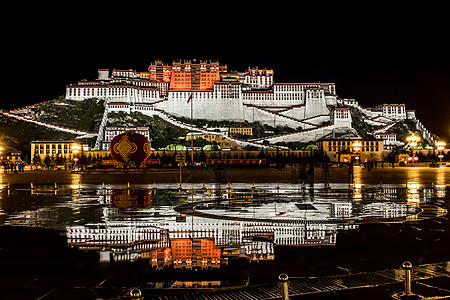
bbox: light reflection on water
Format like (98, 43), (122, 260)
(407, 183), (420, 205)
(407, 167), (421, 185)
(0, 181), (445, 272)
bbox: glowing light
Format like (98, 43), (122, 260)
(406, 134), (420, 166)
(352, 141), (361, 152)
(436, 141), (446, 150)
(406, 134), (420, 148)
(71, 144), (81, 154)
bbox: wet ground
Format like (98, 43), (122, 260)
(1, 165), (449, 185)
(0, 167), (449, 299)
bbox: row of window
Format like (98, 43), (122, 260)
(35, 144), (72, 149)
(328, 141), (380, 146)
(230, 128), (252, 134)
(328, 147), (380, 152)
(335, 111), (350, 118)
(34, 149), (73, 154)
(383, 106), (405, 113)
(275, 85), (312, 92)
(242, 93), (304, 101)
(68, 87), (158, 97)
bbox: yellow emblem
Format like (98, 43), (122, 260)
(143, 141), (151, 157)
(113, 135), (137, 162)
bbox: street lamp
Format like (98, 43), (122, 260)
(406, 134), (420, 167)
(71, 144), (81, 155)
(352, 141), (361, 162)
(352, 141), (361, 151)
(71, 144), (81, 170)
(436, 141), (446, 167)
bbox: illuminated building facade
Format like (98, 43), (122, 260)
(317, 138), (384, 163)
(63, 59), (435, 147)
(0, 151), (22, 165)
(30, 140), (82, 163)
(229, 126), (253, 137)
(169, 60), (223, 91)
(65, 60), (336, 123)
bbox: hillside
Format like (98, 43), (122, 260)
(0, 113), (79, 161)
(106, 111), (188, 149)
(3, 96), (438, 157)
(10, 98), (104, 133)
(1, 98), (104, 161)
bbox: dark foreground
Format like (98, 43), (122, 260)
(2, 213), (450, 299)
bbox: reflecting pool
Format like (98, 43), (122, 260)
(0, 181), (449, 298)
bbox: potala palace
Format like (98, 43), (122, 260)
(64, 59), (436, 149)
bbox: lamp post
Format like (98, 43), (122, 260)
(406, 134), (420, 167)
(71, 144), (81, 170)
(436, 141), (446, 167)
(352, 141), (361, 163)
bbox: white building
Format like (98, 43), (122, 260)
(102, 126), (150, 151)
(63, 61), (434, 146)
(332, 107), (352, 128)
(240, 68), (274, 90)
(375, 133), (401, 149)
(375, 104), (407, 120)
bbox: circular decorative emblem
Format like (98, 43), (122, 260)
(110, 131), (151, 167)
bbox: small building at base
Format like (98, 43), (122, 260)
(30, 141), (82, 164)
(317, 138), (385, 163)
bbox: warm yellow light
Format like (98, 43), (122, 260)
(436, 141), (446, 150)
(71, 144), (81, 154)
(406, 134), (420, 148)
(352, 141), (361, 152)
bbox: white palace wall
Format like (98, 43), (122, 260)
(165, 90), (245, 121)
(304, 89), (329, 119)
(66, 85), (161, 104)
(66, 80), (340, 126)
(242, 105), (315, 129)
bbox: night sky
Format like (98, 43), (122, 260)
(1, 4), (449, 141)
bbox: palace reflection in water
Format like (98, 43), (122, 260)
(60, 184), (429, 269)
(1, 180), (446, 275)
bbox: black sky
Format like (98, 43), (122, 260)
(1, 4), (449, 141)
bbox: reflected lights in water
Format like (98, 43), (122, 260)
(406, 168), (420, 185)
(64, 186), (422, 267)
(406, 168), (421, 205)
(352, 166), (362, 200)
(435, 168), (446, 199)
(406, 183), (420, 205)
(70, 173), (82, 190)
(0, 179), (443, 272)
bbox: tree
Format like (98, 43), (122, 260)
(43, 155), (52, 169)
(193, 137), (209, 148)
(55, 153), (64, 166)
(33, 154), (42, 167)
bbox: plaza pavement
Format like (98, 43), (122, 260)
(0, 166), (449, 186)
